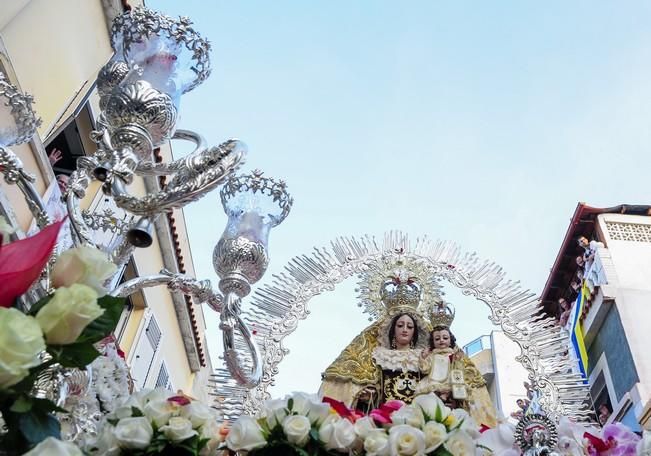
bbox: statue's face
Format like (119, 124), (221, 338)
(432, 329), (451, 349)
(393, 315), (415, 348)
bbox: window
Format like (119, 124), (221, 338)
(591, 371), (612, 422)
(131, 313), (162, 389)
(146, 316), (162, 351)
(589, 354), (616, 425)
(155, 362), (172, 391)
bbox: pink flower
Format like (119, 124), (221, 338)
(369, 400), (405, 426)
(601, 423), (640, 455)
(167, 395), (191, 406)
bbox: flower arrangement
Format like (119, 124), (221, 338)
(86, 388), (225, 456)
(0, 220), (124, 454)
(479, 415), (646, 455)
(222, 392), (483, 456)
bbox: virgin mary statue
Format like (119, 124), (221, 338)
(319, 266), (496, 427)
(319, 274), (430, 411)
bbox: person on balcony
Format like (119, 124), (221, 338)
(577, 236), (607, 288)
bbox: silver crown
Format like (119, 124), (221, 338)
(430, 303), (455, 328)
(380, 274), (422, 311)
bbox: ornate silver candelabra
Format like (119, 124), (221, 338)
(0, 7), (292, 390)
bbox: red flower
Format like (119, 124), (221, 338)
(0, 220), (64, 308)
(583, 432), (609, 452)
(168, 395), (192, 406)
(322, 396), (363, 422)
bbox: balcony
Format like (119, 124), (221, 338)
(463, 335), (494, 382)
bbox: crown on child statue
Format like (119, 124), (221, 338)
(430, 302), (455, 328)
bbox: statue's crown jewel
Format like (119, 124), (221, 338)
(430, 303), (455, 328)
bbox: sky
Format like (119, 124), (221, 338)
(149, 0), (651, 397)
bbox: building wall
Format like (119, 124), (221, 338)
(0, 0), (212, 401)
(586, 305), (638, 402)
(596, 213), (651, 415)
(0, 0), (112, 137)
(490, 331), (530, 418)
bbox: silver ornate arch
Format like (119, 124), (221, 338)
(210, 232), (592, 423)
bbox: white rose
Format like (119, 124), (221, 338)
(288, 392), (313, 415)
(319, 415), (357, 450)
(422, 421), (447, 452)
(444, 429), (476, 456)
(199, 418), (221, 440)
(143, 399), (177, 427)
(477, 421), (516, 454)
(262, 398), (288, 429)
(35, 284), (104, 345)
(52, 245), (117, 295)
(142, 388), (174, 404)
(88, 424), (120, 456)
(111, 405), (134, 420)
(23, 437), (83, 455)
(0, 308), (45, 389)
(388, 424), (426, 455)
(283, 415), (311, 447)
(391, 405), (425, 428)
(199, 420), (223, 456)
(181, 402), (216, 428)
(413, 393), (450, 421)
(354, 416), (377, 439)
(308, 401), (331, 426)
(364, 429), (390, 456)
(287, 392), (330, 424)
(225, 415), (267, 451)
(161, 416), (198, 443)
(448, 408), (480, 438)
(113, 416), (154, 449)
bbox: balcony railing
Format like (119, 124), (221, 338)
(463, 334), (492, 357)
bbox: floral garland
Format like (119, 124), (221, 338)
(219, 392), (651, 456)
(223, 392), (487, 455)
(82, 388), (225, 455)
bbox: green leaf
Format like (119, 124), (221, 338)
(131, 406), (144, 417)
(18, 410), (61, 444)
(434, 405), (442, 423)
(287, 397), (294, 412)
(10, 396), (33, 413)
(435, 447), (454, 456)
(27, 295), (52, 316)
(76, 295), (125, 344)
(48, 342), (101, 368)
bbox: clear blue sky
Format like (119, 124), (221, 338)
(149, 0), (651, 396)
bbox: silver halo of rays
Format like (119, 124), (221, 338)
(209, 230), (592, 423)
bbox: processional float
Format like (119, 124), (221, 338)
(0, 5), (593, 450)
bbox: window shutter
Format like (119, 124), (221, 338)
(155, 362), (172, 391)
(131, 315), (161, 389)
